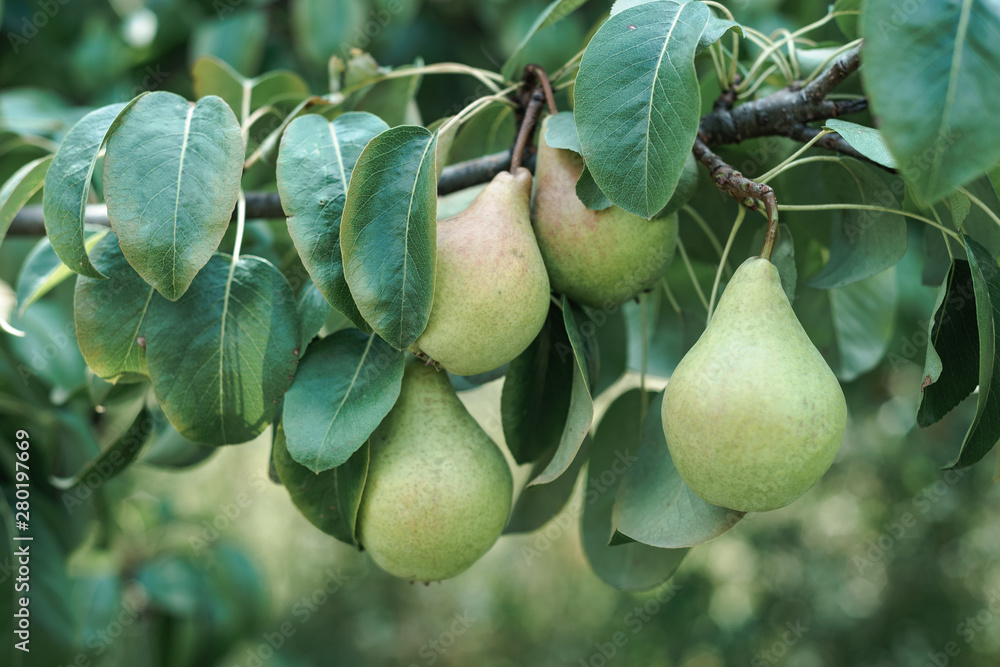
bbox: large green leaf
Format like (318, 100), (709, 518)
(42, 103), (125, 279)
(16, 231), (108, 316)
(145, 254), (299, 444)
(501, 0), (590, 81)
(276, 112), (389, 331)
(929, 237), (1000, 468)
(574, 0), (709, 219)
(581, 389), (688, 591)
(283, 329), (404, 473)
(74, 232), (158, 384)
(0, 154), (50, 240)
(861, 0), (1000, 203)
(610, 0), (742, 52)
(501, 304), (575, 465)
(526, 299), (595, 486)
(917, 259), (979, 428)
(273, 422), (368, 546)
(612, 390), (744, 548)
(340, 126), (437, 350)
(809, 159), (906, 288)
(103, 92), (244, 301)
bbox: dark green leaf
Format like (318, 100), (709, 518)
(283, 329), (404, 473)
(191, 56), (244, 112)
(861, 0), (1000, 203)
(575, 165), (612, 211)
(145, 254), (299, 444)
(16, 230), (108, 316)
(293, 0), (364, 66)
(502, 0), (589, 81)
(103, 92), (244, 300)
(529, 297), (595, 486)
(501, 304), (575, 465)
(354, 60), (424, 128)
(0, 154), (50, 240)
(296, 281), (331, 354)
(190, 10), (268, 77)
(575, 1), (709, 218)
(277, 112), (389, 332)
(588, 305), (628, 396)
(829, 268), (898, 381)
(612, 390), (744, 548)
(51, 407), (151, 490)
(581, 388), (688, 591)
(918, 260), (979, 427)
(505, 436), (589, 534)
(9, 301), (87, 396)
(74, 232), (157, 383)
(42, 103), (125, 279)
(341, 126), (437, 349)
(273, 422), (368, 546)
(809, 159), (906, 288)
(834, 0), (860, 39)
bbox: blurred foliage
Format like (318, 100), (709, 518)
(1, 0), (999, 666)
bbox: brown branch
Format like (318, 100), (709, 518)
(511, 88), (545, 172)
(800, 43), (863, 102)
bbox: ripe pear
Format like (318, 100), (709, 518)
(412, 167), (550, 376)
(531, 117), (679, 308)
(357, 359), (513, 581)
(661, 257), (847, 512)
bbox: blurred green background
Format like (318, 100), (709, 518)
(2, 0), (1000, 666)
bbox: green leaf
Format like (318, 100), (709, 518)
(587, 305), (628, 396)
(828, 268), (898, 382)
(0, 154), (50, 240)
(544, 111), (582, 153)
(528, 297), (595, 486)
(354, 60), (424, 128)
(505, 437), (590, 534)
(502, 0), (590, 81)
(273, 421), (368, 546)
(191, 56), (245, 112)
(296, 281), (331, 354)
(16, 230), (108, 316)
(283, 329), (404, 473)
(50, 406), (151, 490)
(74, 232), (157, 383)
(918, 260), (979, 428)
(140, 404), (216, 468)
(581, 388), (688, 591)
(833, 0), (861, 39)
(10, 300), (87, 397)
(944, 237), (1000, 468)
(575, 1), (710, 218)
(861, 0), (1000, 203)
(145, 254), (299, 444)
(293, 0), (364, 66)
(42, 103), (125, 279)
(823, 119), (898, 170)
(277, 112), (389, 332)
(809, 159), (906, 288)
(610, 0), (741, 53)
(501, 304), (576, 465)
(103, 92), (244, 301)
(947, 190), (972, 230)
(341, 126), (437, 350)
(575, 165), (612, 211)
(612, 390), (743, 547)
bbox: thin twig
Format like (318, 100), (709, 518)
(510, 88), (545, 172)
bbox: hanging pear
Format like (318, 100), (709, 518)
(531, 116), (679, 308)
(411, 167), (550, 376)
(357, 359), (513, 581)
(661, 257), (847, 512)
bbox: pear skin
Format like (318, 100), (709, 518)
(531, 118), (678, 308)
(413, 167), (550, 376)
(357, 360), (513, 581)
(661, 257), (847, 512)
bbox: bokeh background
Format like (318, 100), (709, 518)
(2, 0), (1000, 666)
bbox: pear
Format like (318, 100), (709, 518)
(412, 167), (550, 376)
(357, 359), (513, 581)
(661, 257), (847, 512)
(531, 117), (679, 308)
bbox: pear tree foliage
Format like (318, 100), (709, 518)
(5, 0), (1000, 590)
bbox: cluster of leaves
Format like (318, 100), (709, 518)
(2, 0), (1000, 594)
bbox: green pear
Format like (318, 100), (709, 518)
(661, 257), (847, 512)
(412, 167), (550, 376)
(531, 117), (679, 308)
(357, 359), (513, 581)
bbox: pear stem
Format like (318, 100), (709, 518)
(510, 88), (545, 172)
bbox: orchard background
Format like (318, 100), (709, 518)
(2, 0), (1000, 666)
